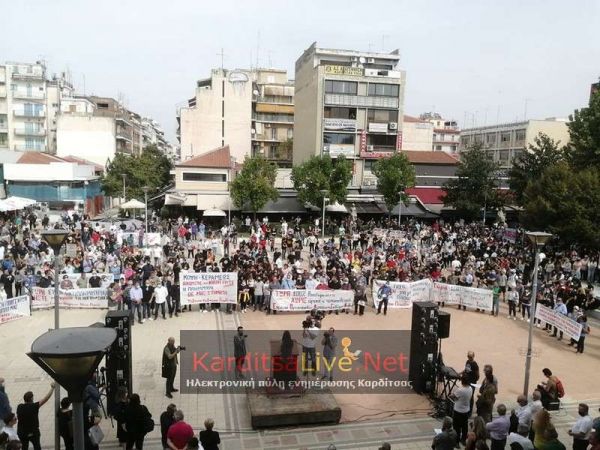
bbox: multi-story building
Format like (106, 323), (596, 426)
(420, 112), (460, 154)
(293, 42), (406, 187)
(178, 68), (253, 163)
(591, 80), (599, 101)
(0, 61), (75, 154)
(459, 118), (570, 169)
(177, 67), (294, 166)
(401, 115), (433, 151)
(251, 69), (294, 167)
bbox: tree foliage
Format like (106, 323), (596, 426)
(372, 153), (416, 214)
(521, 162), (600, 249)
(291, 155), (353, 208)
(508, 133), (564, 205)
(443, 143), (504, 221)
(230, 155), (278, 218)
(102, 145), (172, 199)
(566, 90), (600, 170)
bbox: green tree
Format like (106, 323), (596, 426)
(443, 143), (504, 221)
(291, 155), (353, 208)
(521, 162), (600, 249)
(566, 90), (600, 170)
(508, 133), (564, 205)
(372, 153), (416, 214)
(277, 138), (293, 160)
(101, 145), (172, 199)
(230, 155), (278, 218)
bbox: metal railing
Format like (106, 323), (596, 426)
(14, 127), (46, 136)
(12, 91), (45, 100)
(14, 144), (46, 152)
(13, 110), (45, 118)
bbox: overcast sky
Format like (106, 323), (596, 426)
(3, 0), (599, 143)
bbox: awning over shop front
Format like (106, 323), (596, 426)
(196, 193), (231, 211)
(242, 196), (308, 214)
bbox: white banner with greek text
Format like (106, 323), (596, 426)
(31, 287), (109, 310)
(535, 304), (582, 341)
(270, 289), (354, 311)
(431, 283), (493, 311)
(180, 272), (238, 305)
(372, 279), (432, 309)
(0, 295), (30, 324)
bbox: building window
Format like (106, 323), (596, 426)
(271, 128), (277, 140)
(367, 109), (398, 123)
(324, 107), (357, 119)
(182, 172), (227, 182)
(435, 145), (442, 151)
(367, 83), (399, 97)
(324, 132), (355, 145)
(324, 80), (358, 95)
(367, 134), (395, 149)
(515, 129), (526, 141)
(363, 159), (377, 172)
(500, 132), (511, 142)
(287, 128), (293, 139)
(97, 103), (109, 109)
(486, 133), (496, 144)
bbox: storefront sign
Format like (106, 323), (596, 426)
(324, 65), (364, 77)
(368, 122), (388, 133)
(324, 118), (356, 131)
(324, 144), (355, 157)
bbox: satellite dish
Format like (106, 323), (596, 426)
(253, 90), (259, 96)
(359, 57), (366, 64)
(251, 129), (256, 134)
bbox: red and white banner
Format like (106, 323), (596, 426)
(180, 272), (238, 305)
(372, 279), (432, 309)
(0, 295), (30, 325)
(535, 304), (582, 341)
(431, 283), (493, 311)
(270, 289), (354, 311)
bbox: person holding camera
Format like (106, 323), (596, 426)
(321, 328), (338, 381)
(162, 337), (182, 399)
(302, 318), (320, 376)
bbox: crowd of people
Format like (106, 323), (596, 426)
(443, 352), (600, 450)
(0, 208), (599, 450)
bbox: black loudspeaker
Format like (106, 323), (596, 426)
(104, 310), (132, 415)
(438, 311), (451, 339)
(409, 302), (439, 394)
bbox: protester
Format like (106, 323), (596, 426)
(166, 410), (194, 450)
(486, 404), (510, 450)
(16, 383), (55, 450)
(123, 394), (152, 450)
(568, 404), (593, 450)
(432, 417), (458, 450)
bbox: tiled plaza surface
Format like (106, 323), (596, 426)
(1, 291), (598, 449)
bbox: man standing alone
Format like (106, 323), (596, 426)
(568, 403), (593, 450)
(162, 337), (181, 399)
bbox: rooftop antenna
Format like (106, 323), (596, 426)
(256, 30), (261, 68)
(216, 48), (226, 71)
(381, 34), (390, 51)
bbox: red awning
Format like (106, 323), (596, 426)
(406, 187), (446, 204)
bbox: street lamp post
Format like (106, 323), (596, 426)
(28, 327), (117, 450)
(41, 229), (69, 450)
(523, 231), (552, 396)
(122, 174), (126, 202)
(320, 189), (329, 239)
(142, 186), (150, 234)
(398, 191), (404, 226)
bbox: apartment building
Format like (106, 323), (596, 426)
(459, 118), (569, 168)
(420, 112), (460, 154)
(402, 115), (433, 151)
(177, 67), (294, 166)
(293, 42), (406, 186)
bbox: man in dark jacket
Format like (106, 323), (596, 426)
(159, 403), (176, 449)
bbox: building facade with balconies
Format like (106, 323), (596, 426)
(420, 112), (460, 154)
(251, 69), (294, 167)
(459, 118), (569, 169)
(293, 42), (406, 187)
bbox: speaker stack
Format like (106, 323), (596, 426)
(409, 301), (439, 394)
(104, 310), (133, 414)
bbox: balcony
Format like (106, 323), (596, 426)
(0, 87), (6, 98)
(253, 134), (282, 142)
(0, 123), (7, 133)
(252, 113), (294, 124)
(116, 133), (132, 142)
(253, 95), (293, 105)
(14, 144), (46, 152)
(12, 70), (44, 80)
(14, 127), (46, 136)
(13, 109), (45, 118)
(12, 91), (45, 100)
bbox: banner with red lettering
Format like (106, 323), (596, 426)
(0, 295), (30, 324)
(270, 289), (354, 311)
(180, 272), (238, 305)
(535, 304), (582, 341)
